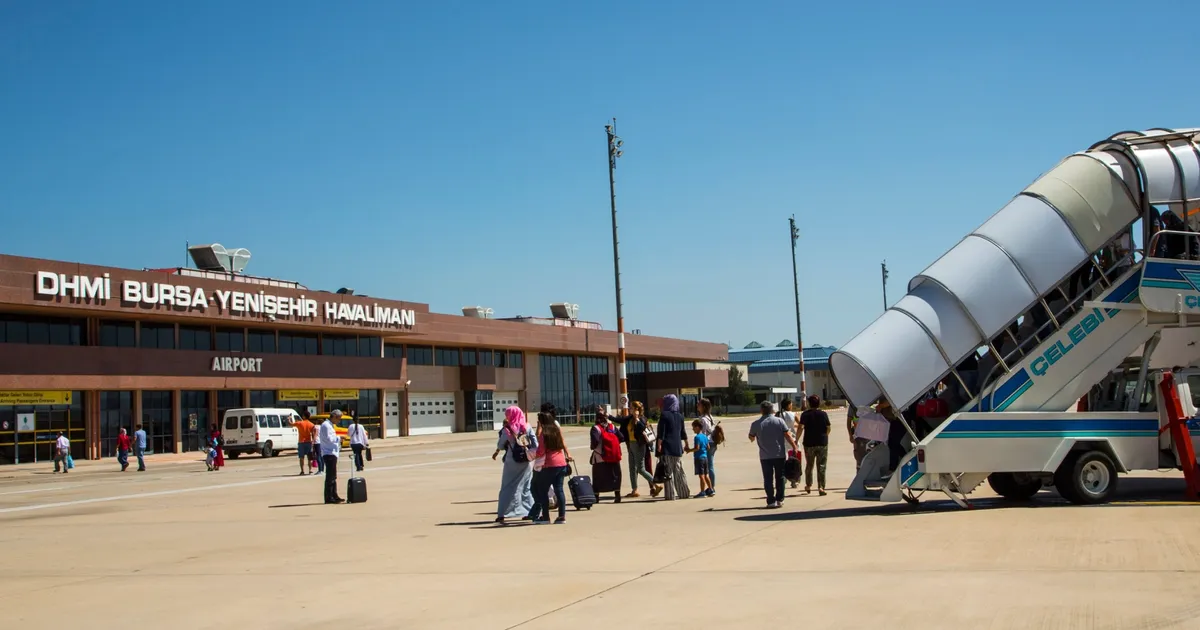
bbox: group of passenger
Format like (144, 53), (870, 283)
(748, 396), (832, 507)
(491, 395), (727, 524)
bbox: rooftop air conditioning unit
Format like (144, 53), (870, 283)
(462, 306), (494, 319)
(550, 303), (579, 320)
(188, 243), (251, 274)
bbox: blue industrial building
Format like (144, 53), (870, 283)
(725, 342), (844, 401)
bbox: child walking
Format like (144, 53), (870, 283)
(689, 420), (714, 498)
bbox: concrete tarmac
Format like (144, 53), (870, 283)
(3, 410), (1200, 629)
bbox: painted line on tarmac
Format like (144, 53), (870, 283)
(0, 455), (491, 515)
(0, 443), (497, 498)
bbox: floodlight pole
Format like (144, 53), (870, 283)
(606, 119), (629, 414)
(789, 216), (806, 403)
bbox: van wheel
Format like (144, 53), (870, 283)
(987, 472), (1042, 500)
(227, 451), (240, 459)
(1054, 450), (1117, 505)
(270, 449), (280, 458)
(262, 441), (274, 458)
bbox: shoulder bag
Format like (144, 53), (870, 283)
(641, 420), (657, 444)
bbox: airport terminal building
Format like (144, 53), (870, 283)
(0, 250), (727, 464)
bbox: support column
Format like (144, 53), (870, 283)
(87, 390), (100, 460)
(133, 390), (142, 439)
(209, 389), (218, 433)
(172, 389), (182, 454)
(401, 388), (410, 437)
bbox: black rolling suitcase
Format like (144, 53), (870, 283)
(567, 462), (597, 510)
(347, 464), (368, 504)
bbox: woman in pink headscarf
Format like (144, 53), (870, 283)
(491, 405), (538, 524)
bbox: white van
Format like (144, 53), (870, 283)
(221, 408), (300, 458)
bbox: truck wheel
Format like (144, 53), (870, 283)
(262, 441), (274, 458)
(227, 451), (240, 459)
(270, 449), (280, 458)
(1054, 450), (1117, 505)
(987, 472), (1042, 500)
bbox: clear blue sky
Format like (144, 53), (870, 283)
(3, 1), (1198, 351)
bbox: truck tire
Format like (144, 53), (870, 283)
(1054, 450), (1117, 505)
(987, 472), (1042, 500)
(227, 451), (240, 459)
(262, 441), (274, 458)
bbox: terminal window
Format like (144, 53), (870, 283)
(407, 345), (433, 366)
(179, 326), (212, 351)
(215, 328), (245, 352)
(139, 323), (176, 350)
(279, 332), (318, 355)
(0, 313), (84, 346)
(435, 347), (459, 366)
(247, 329), (276, 353)
(99, 320), (136, 348)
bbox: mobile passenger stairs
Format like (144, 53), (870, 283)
(832, 128), (1200, 508)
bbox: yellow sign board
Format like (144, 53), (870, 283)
(278, 389), (319, 401)
(681, 388), (701, 396)
(0, 390), (72, 406)
(323, 389), (360, 401)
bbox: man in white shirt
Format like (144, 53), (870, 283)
(318, 410), (344, 504)
(348, 415), (370, 472)
(54, 432), (70, 474)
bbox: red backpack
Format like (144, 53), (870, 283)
(599, 426), (623, 463)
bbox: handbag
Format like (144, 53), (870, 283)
(365, 447), (373, 462)
(642, 425), (657, 444)
(66, 454), (75, 470)
(653, 459), (671, 483)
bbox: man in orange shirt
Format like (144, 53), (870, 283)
(295, 410), (317, 475)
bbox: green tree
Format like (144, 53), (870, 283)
(725, 365), (755, 407)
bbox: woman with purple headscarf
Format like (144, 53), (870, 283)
(655, 394), (692, 500)
(492, 406), (538, 524)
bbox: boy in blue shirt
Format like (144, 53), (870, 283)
(688, 420), (714, 498)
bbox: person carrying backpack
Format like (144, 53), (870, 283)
(590, 406), (624, 503)
(492, 406), (537, 524)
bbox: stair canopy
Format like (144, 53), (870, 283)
(832, 128), (1200, 410)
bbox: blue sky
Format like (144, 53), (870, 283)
(3, 0), (1199, 351)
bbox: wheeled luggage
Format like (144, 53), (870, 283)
(347, 474), (368, 504)
(568, 463), (597, 510)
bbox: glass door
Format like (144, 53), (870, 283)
(180, 391), (210, 452)
(141, 391), (174, 454)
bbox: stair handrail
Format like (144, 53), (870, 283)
(974, 255), (1136, 407)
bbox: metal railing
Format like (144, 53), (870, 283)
(967, 247), (1136, 405)
(1147, 229), (1200, 260)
